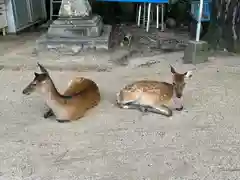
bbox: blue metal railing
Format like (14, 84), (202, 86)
(96, 0), (168, 3)
(190, 0), (211, 22)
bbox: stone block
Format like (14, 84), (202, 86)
(47, 15), (103, 38)
(35, 25), (112, 54)
(183, 40), (209, 64)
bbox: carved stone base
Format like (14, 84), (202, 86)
(183, 40), (209, 64)
(47, 15), (103, 38)
(35, 25), (112, 54)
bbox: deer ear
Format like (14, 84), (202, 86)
(37, 63), (48, 74)
(34, 72), (40, 77)
(170, 65), (176, 74)
(184, 71), (193, 79)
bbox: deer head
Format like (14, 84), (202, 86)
(170, 65), (192, 98)
(22, 63), (52, 95)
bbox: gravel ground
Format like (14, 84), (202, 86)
(0, 56), (240, 180)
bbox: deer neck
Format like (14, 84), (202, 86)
(171, 83), (181, 99)
(172, 89), (177, 98)
(40, 80), (68, 116)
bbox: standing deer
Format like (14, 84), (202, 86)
(116, 65), (193, 117)
(22, 63), (101, 123)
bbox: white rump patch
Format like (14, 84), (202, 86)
(184, 71), (193, 79)
(68, 79), (73, 87)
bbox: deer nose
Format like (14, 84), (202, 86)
(22, 89), (30, 95)
(176, 94), (182, 98)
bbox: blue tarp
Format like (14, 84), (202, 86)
(97, 0), (168, 3)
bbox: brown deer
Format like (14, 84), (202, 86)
(116, 65), (192, 117)
(22, 63), (101, 123)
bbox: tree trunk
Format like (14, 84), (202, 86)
(203, 0), (240, 52)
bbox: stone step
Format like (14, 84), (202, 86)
(35, 25), (112, 53)
(48, 15), (103, 37)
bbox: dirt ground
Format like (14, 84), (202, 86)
(1, 55), (240, 180)
(1, 31), (240, 179)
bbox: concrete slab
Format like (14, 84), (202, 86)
(48, 15), (104, 38)
(0, 27), (190, 71)
(0, 57), (240, 179)
(36, 25), (112, 52)
(0, 47), (135, 71)
(183, 40), (209, 64)
(0, 30), (133, 71)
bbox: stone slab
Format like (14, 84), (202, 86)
(35, 25), (112, 53)
(48, 15), (103, 37)
(183, 40), (209, 64)
(52, 15), (102, 25)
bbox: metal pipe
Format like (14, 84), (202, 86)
(122, 33), (133, 47)
(143, 3), (146, 26)
(50, 0), (53, 21)
(156, 4), (159, 28)
(146, 3), (151, 32)
(161, 4), (164, 32)
(137, 4), (142, 27)
(196, 0), (204, 41)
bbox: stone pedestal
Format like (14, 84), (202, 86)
(35, 13), (112, 54)
(37, 25), (112, 53)
(48, 15), (104, 38)
(183, 40), (209, 64)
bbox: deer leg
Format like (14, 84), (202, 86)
(118, 101), (149, 113)
(117, 99), (139, 109)
(118, 100), (172, 116)
(145, 105), (173, 117)
(43, 108), (55, 118)
(172, 97), (183, 111)
(175, 105), (183, 111)
(56, 119), (71, 123)
(121, 102), (144, 110)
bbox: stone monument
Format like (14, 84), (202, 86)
(58, 0), (92, 17)
(36, 0), (112, 54)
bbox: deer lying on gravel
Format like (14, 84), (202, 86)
(116, 65), (192, 117)
(22, 63), (101, 123)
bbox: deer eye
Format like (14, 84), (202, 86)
(32, 82), (37, 86)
